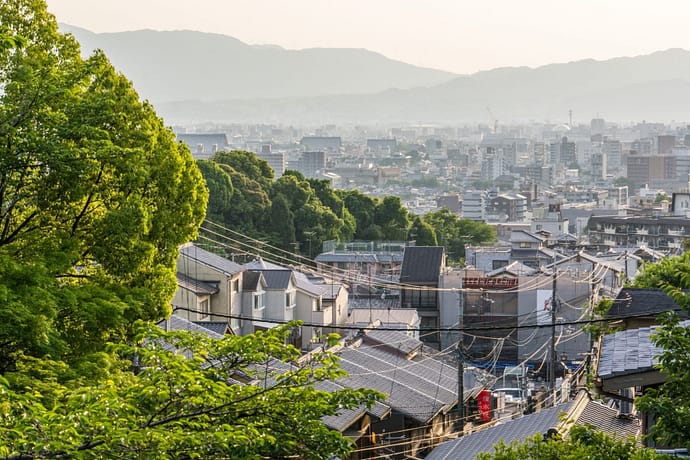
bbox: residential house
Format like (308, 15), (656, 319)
(607, 287), (688, 330)
(174, 243), (245, 334)
(596, 320), (690, 447)
(335, 328), (491, 459)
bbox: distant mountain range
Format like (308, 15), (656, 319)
(61, 24), (690, 125)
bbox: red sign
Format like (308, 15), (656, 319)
(478, 389), (492, 422)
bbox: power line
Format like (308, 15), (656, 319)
(171, 305), (679, 333)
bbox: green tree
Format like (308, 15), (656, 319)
(269, 193), (296, 249)
(0, 322), (383, 459)
(422, 208), (496, 263)
(632, 251), (690, 448)
(339, 190), (377, 239)
(410, 216), (438, 246)
(196, 159), (234, 220)
(477, 425), (665, 460)
(0, 0), (207, 369)
(374, 196), (410, 240)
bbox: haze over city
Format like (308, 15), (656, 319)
(46, 0), (690, 75)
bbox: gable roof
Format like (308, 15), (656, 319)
(191, 321), (231, 336)
(608, 287), (687, 319)
(242, 271), (265, 291)
(179, 244), (244, 276)
(254, 269), (295, 290)
(400, 246), (445, 284)
(486, 260), (540, 277)
(510, 230), (546, 243)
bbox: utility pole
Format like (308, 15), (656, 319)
(456, 284), (465, 435)
(549, 258), (557, 404)
(457, 345), (464, 435)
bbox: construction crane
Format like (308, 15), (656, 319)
(486, 106), (498, 133)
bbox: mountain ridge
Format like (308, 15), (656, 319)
(59, 24), (690, 124)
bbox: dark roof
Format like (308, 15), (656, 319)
(175, 273), (219, 295)
(427, 402), (571, 459)
(156, 315), (225, 340)
(179, 244), (244, 276)
(363, 328), (423, 356)
(192, 321), (230, 336)
(252, 269), (294, 290)
(400, 246), (445, 284)
(242, 271), (265, 291)
(608, 287), (687, 319)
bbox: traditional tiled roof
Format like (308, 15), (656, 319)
(156, 315), (225, 340)
(192, 321), (230, 336)
(363, 328), (423, 356)
(598, 325), (660, 381)
(427, 403), (570, 459)
(608, 287), (687, 319)
(428, 390), (640, 460)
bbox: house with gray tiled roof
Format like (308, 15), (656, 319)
(174, 243), (246, 333)
(335, 328), (492, 459)
(427, 390), (640, 460)
(607, 287), (688, 330)
(596, 320), (690, 448)
(243, 258), (350, 348)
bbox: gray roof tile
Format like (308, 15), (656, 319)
(180, 244), (244, 276)
(427, 403), (570, 460)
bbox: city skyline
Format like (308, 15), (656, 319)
(46, 0), (690, 75)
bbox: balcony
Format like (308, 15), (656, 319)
(635, 228), (648, 235)
(603, 227), (615, 234)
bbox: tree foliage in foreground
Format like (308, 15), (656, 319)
(631, 251), (690, 449)
(0, 0), (207, 371)
(477, 425), (666, 460)
(0, 322), (382, 459)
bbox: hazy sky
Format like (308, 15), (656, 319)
(46, 0), (690, 75)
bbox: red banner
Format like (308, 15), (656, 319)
(478, 389), (492, 422)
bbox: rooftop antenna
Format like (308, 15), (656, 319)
(568, 109), (573, 128)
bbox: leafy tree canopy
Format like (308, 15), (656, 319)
(633, 251), (690, 448)
(477, 425), (666, 460)
(0, 322), (382, 459)
(0, 0), (207, 369)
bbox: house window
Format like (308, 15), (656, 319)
(232, 279), (239, 293)
(492, 260), (508, 270)
(519, 242), (530, 248)
(285, 291), (295, 309)
(313, 298), (323, 312)
(253, 293), (265, 310)
(199, 299), (210, 318)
